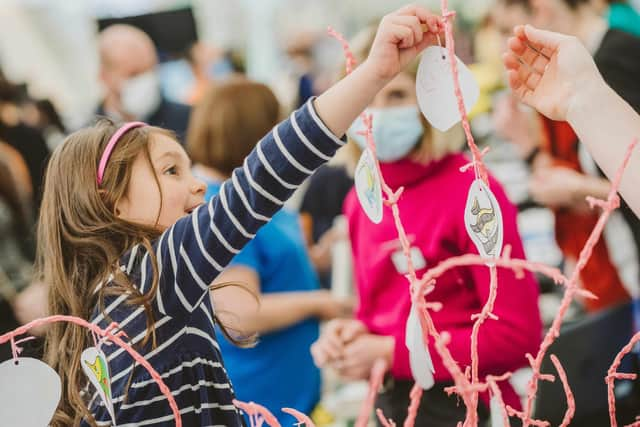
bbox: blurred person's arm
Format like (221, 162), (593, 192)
(504, 25), (640, 216)
(211, 266), (352, 336)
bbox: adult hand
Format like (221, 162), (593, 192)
(332, 333), (394, 380)
(310, 318), (367, 367)
(503, 25), (603, 121)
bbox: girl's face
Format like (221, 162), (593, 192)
(116, 134), (206, 229)
(369, 71), (417, 109)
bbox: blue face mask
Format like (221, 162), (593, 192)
(348, 105), (423, 163)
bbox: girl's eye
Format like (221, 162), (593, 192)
(164, 166), (178, 176)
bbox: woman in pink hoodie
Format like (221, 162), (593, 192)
(311, 27), (542, 426)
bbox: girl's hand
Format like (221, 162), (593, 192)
(332, 333), (394, 380)
(363, 4), (443, 82)
(503, 25), (604, 121)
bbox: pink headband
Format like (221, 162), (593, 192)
(97, 121), (147, 185)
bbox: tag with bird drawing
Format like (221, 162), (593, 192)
(81, 347), (115, 424)
(355, 148), (383, 224)
(464, 179), (503, 262)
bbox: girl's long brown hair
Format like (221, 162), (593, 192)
(39, 119), (255, 426)
(39, 119), (170, 426)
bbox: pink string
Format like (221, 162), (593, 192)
(519, 139), (638, 427)
(377, 408), (397, 427)
(0, 315), (182, 426)
(440, 0), (489, 185)
(9, 335), (37, 362)
(403, 383), (423, 427)
(355, 358), (388, 427)
(233, 400), (282, 427)
(606, 331), (640, 427)
(550, 355), (575, 427)
(281, 407), (316, 427)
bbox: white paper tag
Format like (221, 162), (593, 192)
(416, 46), (480, 132)
(405, 305), (435, 390)
(82, 347), (116, 424)
(391, 247), (427, 274)
(464, 179), (504, 262)
(0, 357), (61, 427)
(354, 148), (383, 224)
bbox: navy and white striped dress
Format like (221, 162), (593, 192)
(86, 99), (344, 426)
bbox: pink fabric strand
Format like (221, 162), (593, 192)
(0, 315), (181, 426)
(355, 358), (388, 427)
(606, 331), (640, 427)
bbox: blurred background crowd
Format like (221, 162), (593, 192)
(1, 0), (639, 425)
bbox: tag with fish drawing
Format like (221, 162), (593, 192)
(81, 346), (116, 424)
(464, 179), (503, 262)
(355, 148), (383, 224)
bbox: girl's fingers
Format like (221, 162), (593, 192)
(389, 22), (415, 49)
(390, 15), (423, 46)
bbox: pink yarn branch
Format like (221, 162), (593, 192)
(606, 331), (640, 427)
(233, 400), (281, 427)
(520, 138), (638, 427)
(355, 358), (389, 427)
(550, 355), (575, 427)
(403, 383), (423, 427)
(486, 373), (513, 427)
(440, 0), (488, 185)
(0, 315), (181, 426)
(281, 407), (316, 427)
(377, 408), (398, 427)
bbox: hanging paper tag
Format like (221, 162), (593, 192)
(81, 347), (116, 424)
(464, 179), (504, 262)
(0, 357), (61, 427)
(391, 247), (427, 274)
(405, 305), (435, 390)
(416, 46), (479, 132)
(354, 148), (383, 224)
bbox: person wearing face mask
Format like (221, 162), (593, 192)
(96, 24), (191, 142)
(310, 26), (541, 426)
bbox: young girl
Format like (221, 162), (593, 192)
(311, 27), (542, 426)
(186, 77), (351, 424)
(37, 6), (444, 426)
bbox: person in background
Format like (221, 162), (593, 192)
(493, 0), (640, 311)
(591, 0), (640, 36)
(97, 24), (191, 141)
(0, 143), (38, 360)
(299, 162), (353, 289)
(311, 26), (541, 426)
(0, 70), (50, 209)
(22, 98), (67, 152)
(187, 77), (352, 424)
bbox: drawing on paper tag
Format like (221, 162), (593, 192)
(355, 148), (383, 224)
(0, 357), (61, 427)
(416, 46), (480, 132)
(464, 179), (504, 261)
(405, 305), (435, 390)
(82, 346), (116, 424)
